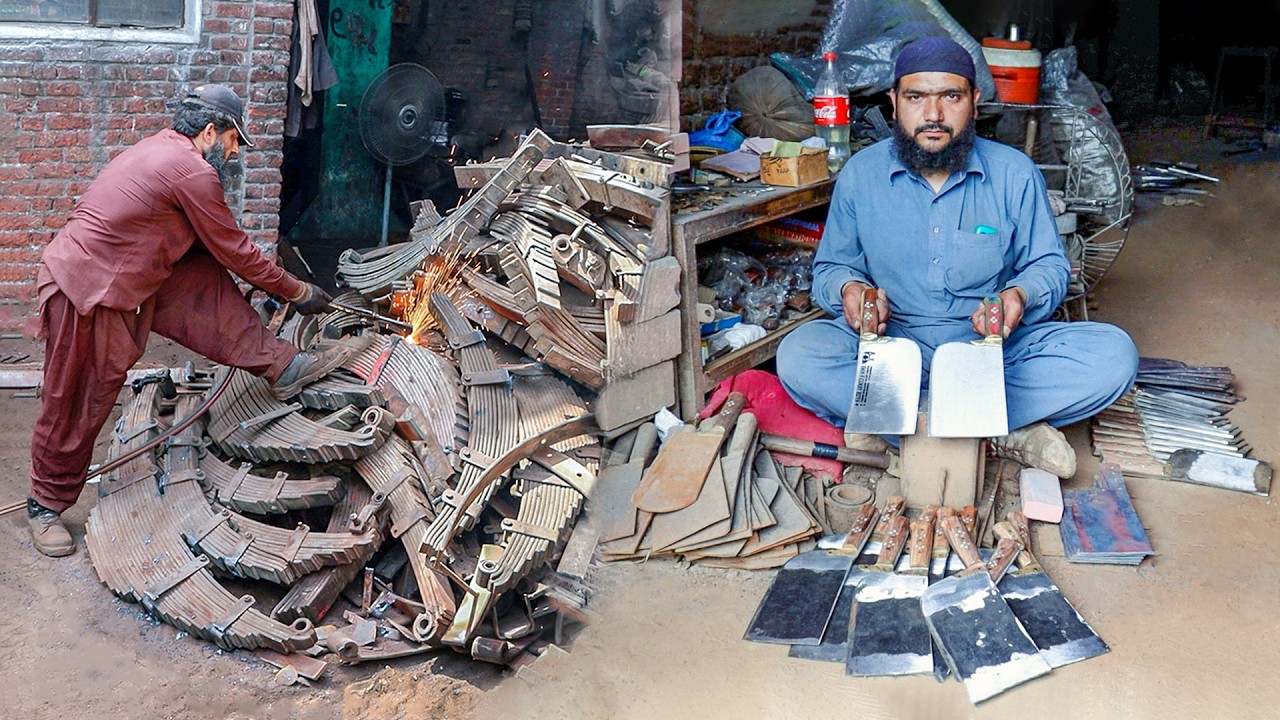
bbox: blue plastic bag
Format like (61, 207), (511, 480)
(689, 110), (747, 152)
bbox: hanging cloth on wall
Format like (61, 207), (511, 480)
(285, 0), (339, 137)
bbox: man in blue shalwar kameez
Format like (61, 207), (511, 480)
(777, 37), (1138, 478)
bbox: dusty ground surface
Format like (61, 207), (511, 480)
(1, 120), (1277, 719)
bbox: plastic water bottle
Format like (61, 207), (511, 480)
(813, 51), (851, 174)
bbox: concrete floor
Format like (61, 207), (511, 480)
(476, 125), (1280, 719)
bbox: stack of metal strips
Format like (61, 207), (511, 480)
(340, 333), (467, 453)
(334, 129), (554, 297)
(1092, 358), (1246, 477)
(421, 292), (521, 553)
(486, 374), (598, 593)
(197, 452), (344, 515)
(205, 367), (395, 464)
(352, 433), (457, 643)
(86, 383), (318, 653)
(161, 394), (381, 585)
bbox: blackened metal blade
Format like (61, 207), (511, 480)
(999, 570), (1109, 668)
(922, 572), (1050, 704)
(844, 572), (932, 676)
(744, 550), (852, 645)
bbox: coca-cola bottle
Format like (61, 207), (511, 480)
(813, 51), (851, 174)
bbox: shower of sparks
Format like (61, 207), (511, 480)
(399, 243), (468, 344)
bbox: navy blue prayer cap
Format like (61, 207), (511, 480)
(893, 37), (975, 85)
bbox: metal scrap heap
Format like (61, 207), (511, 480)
(84, 127), (681, 675)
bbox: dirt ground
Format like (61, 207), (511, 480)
(1, 121), (1277, 719)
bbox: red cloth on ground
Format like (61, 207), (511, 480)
(29, 251), (297, 513)
(698, 369), (845, 480)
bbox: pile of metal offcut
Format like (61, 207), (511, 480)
(1090, 357), (1267, 489)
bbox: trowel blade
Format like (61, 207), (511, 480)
(845, 336), (922, 436)
(927, 341), (1008, 438)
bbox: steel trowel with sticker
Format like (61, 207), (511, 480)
(844, 288), (921, 437)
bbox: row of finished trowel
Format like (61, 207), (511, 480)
(928, 296), (1009, 438)
(743, 499), (887, 646)
(845, 287), (921, 436)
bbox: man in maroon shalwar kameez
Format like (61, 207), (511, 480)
(25, 85), (340, 557)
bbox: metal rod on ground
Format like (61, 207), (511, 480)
(330, 300), (414, 332)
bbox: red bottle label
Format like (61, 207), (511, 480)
(814, 95), (849, 126)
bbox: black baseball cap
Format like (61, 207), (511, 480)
(185, 84), (254, 147)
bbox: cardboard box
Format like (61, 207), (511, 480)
(760, 146), (829, 187)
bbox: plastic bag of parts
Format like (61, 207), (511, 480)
(729, 65), (816, 142)
(741, 285), (787, 329)
(769, 0), (995, 101)
(765, 250), (814, 294)
(700, 250), (766, 311)
(1040, 46), (1129, 225)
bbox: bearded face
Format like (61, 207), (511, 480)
(202, 138), (239, 189)
(892, 114), (977, 177)
(889, 72), (979, 178)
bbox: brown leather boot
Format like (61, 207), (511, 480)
(28, 498), (75, 557)
(992, 423), (1077, 479)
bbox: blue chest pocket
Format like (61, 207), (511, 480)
(943, 229), (1006, 298)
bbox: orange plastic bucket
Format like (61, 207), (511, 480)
(981, 39), (1041, 104)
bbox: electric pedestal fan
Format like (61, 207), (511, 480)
(984, 102), (1134, 320)
(358, 63), (447, 246)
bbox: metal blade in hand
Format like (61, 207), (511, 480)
(928, 341), (1008, 438)
(845, 337), (922, 436)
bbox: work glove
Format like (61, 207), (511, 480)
(292, 283), (334, 315)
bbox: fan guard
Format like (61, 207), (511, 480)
(358, 62), (446, 167)
(985, 102), (1134, 319)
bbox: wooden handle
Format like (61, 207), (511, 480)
(908, 514), (935, 571)
(860, 287), (878, 338)
(840, 503), (880, 554)
(882, 495), (906, 518)
(994, 520), (1040, 573)
(1007, 510), (1033, 554)
(757, 434), (891, 469)
(702, 391), (746, 432)
(985, 536), (1022, 582)
(931, 506), (954, 561)
(941, 515), (984, 574)
(982, 296), (1003, 339)
(873, 514), (910, 571)
(959, 505), (978, 540)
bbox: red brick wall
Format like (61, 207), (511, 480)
(528, 0), (586, 138)
(0, 0), (294, 317)
(680, 0), (829, 132)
